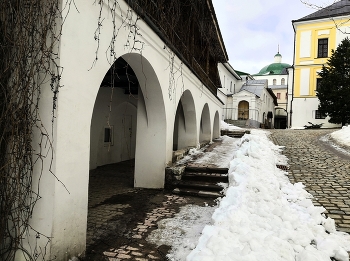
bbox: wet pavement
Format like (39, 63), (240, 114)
(84, 129), (350, 260)
(270, 129), (350, 234)
(84, 159), (218, 261)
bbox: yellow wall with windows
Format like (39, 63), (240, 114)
(293, 17), (350, 98)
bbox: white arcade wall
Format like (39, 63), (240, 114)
(18, 1), (223, 260)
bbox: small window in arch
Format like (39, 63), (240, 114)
(281, 78), (285, 85)
(273, 79), (276, 85)
(104, 126), (114, 146)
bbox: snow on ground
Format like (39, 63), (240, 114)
(147, 205), (217, 261)
(176, 136), (240, 168)
(320, 126), (350, 156)
(221, 121), (243, 131)
(148, 129), (350, 261)
(331, 126), (350, 146)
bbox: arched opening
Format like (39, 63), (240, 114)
(262, 111), (266, 128)
(213, 111), (220, 139)
(273, 79), (276, 85)
(281, 78), (285, 85)
(238, 100), (249, 120)
(199, 103), (211, 143)
(87, 53), (166, 252)
(90, 64), (138, 168)
(173, 90), (197, 150)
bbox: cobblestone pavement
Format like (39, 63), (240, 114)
(84, 159), (218, 261)
(270, 129), (350, 234)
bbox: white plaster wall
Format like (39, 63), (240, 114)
(232, 91), (258, 121)
(336, 25), (350, 47)
(300, 31), (312, 58)
(300, 68), (311, 95)
(291, 97), (340, 128)
(24, 0), (224, 259)
(218, 63), (240, 95)
(90, 88), (137, 169)
(254, 74), (287, 87)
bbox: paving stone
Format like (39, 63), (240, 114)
(131, 251), (143, 256)
(271, 129), (350, 236)
(117, 253), (132, 259)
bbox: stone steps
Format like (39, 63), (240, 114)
(221, 129), (250, 138)
(172, 166), (229, 198)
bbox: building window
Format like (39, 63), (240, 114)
(281, 78), (285, 85)
(315, 110), (326, 119)
(273, 79), (276, 85)
(230, 81), (232, 92)
(316, 78), (322, 91)
(277, 93), (281, 99)
(104, 126), (114, 145)
(318, 38), (328, 58)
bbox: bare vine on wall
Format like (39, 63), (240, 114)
(0, 0), (69, 260)
(91, 0), (146, 153)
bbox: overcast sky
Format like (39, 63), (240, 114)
(212, 0), (336, 74)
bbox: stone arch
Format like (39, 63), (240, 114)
(173, 90), (197, 150)
(238, 100), (249, 120)
(90, 53), (166, 188)
(90, 86), (138, 168)
(121, 53), (167, 188)
(199, 103), (211, 143)
(213, 110), (220, 139)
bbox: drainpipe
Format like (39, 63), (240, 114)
(289, 21), (297, 128)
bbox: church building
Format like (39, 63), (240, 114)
(254, 52), (291, 129)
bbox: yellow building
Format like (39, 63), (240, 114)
(290, 0), (350, 128)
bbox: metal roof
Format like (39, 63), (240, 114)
(294, 0), (350, 22)
(269, 85), (288, 90)
(255, 63), (291, 76)
(239, 80), (267, 97)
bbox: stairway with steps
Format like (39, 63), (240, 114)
(172, 166), (229, 198)
(221, 129), (250, 138)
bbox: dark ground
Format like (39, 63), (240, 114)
(83, 142), (222, 261)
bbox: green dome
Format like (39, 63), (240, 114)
(257, 62), (291, 75)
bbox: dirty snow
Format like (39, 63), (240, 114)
(221, 120), (243, 131)
(176, 137), (240, 168)
(148, 127), (350, 261)
(331, 126), (350, 146)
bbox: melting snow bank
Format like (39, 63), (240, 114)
(221, 120), (243, 130)
(147, 205), (216, 261)
(331, 126), (350, 147)
(187, 130), (350, 261)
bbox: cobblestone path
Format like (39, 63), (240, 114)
(270, 129), (350, 234)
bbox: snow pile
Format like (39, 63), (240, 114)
(331, 126), (350, 146)
(221, 120), (243, 130)
(176, 136), (240, 167)
(147, 205), (216, 261)
(187, 130), (350, 261)
(193, 136), (240, 168)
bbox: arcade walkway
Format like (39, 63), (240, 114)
(85, 160), (216, 260)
